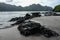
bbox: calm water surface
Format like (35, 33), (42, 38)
(0, 11), (29, 28)
(0, 11), (59, 28)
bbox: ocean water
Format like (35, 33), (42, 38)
(0, 11), (44, 29)
(0, 11), (45, 28)
(0, 11), (29, 28)
(0, 11), (55, 28)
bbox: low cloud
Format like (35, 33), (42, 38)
(0, 0), (60, 8)
(6, 0), (13, 2)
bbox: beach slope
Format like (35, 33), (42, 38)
(0, 16), (60, 40)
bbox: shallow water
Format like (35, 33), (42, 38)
(0, 11), (60, 28)
(0, 11), (45, 28)
(0, 11), (29, 28)
(0, 16), (60, 40)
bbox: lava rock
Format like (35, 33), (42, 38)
(9, 13), (31, 22)
(9, 17), (23, 22)
(11, 17), (25, 26)
(39, 27), (60, 38)
(17, 21), (60, 37)
(17, 21), (41, 36)
(24, 13), (32, 20)
(11, 13), (32, 26)
(9, 13), (41, 26)
(31, 12), (41, 17)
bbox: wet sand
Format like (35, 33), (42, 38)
(0, 16), (60, 40)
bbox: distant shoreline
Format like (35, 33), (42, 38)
(0, 11), (51, 12)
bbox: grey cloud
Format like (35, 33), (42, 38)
(6, 0), (13, 2)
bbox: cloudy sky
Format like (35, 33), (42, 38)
(0, 0), (60, 8)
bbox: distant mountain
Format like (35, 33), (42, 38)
(0, 3), (24, 11)
(24, 4), (53, 11)
(0, 3), (53, 11)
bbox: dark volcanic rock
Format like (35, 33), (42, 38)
(9, 17), (23, 22)
(10, 13), (32, 26)
(17, 21), (41, 36)
(17, 21), (60, 37)
(39, 27), (59, 38)
(31, 12), (41, 17)
(9, 12), (41, 22)
(53, 13), (60, 16)
(9, 12), (41, 26)
(24, 13), (32, 20)
(11, 17), (25, 26)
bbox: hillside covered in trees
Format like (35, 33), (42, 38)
(53, 5), (60, 12)
(0, 3), (53, 11)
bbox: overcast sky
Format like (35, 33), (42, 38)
(0, 0), (60, 8)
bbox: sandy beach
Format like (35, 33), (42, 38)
(0, 16), (60, 40)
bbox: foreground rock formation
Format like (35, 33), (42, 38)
(17, 21), (59, 38)
(8, 13), (60, 38)
(1, 16), (60, 40)
(9, 13), (41, 26)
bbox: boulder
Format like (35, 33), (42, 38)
(17, 21), (60, 38)
(17, 21), (41, 36)
(39, 27), (60, 38)
(9, 17), (23, 22)
(9, 13), (31, 22)
(31, 12), (41, 17)
(11, 13), (32, 26)
(11, 17), (25, 26)
(24, 13), (32, 20)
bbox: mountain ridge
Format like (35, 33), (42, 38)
(0, 3), (53, 11)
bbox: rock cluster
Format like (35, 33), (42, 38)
(9, 13), (59, 38)
(9, 12), (41, 22)
(9, 13), (41, 26)
(9, 17), (23, 22)
(17, 21), (59, 38)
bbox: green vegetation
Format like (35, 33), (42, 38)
(53, 5), (60, 12)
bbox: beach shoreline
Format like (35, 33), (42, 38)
(0, 16), (60, 40)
